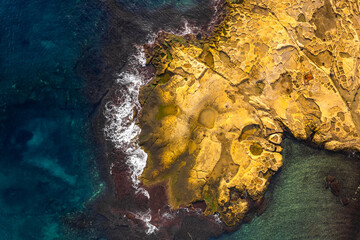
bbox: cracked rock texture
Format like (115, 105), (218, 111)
(138, 0), (360, 226)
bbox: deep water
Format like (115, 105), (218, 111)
(0, 0), (217, 239)
(2, 0), (359, 239)
(114, 0), (199, 11)
(215, 138), (360, 240)
(0, 0), (104, 239)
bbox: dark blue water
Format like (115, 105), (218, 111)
(114, 0), (198, 11)
(3, 0), (358, 239)
(0, 0), (104, 239)
(0, 0), (215, 239)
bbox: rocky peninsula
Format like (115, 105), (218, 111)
(138, 0), (360, 226)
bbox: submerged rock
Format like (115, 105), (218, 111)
(325, 175), (336, 189)
(340, 197), (350, 206)
(330, 179), (341, 196)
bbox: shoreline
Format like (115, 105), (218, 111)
(85, 0), (360, 239)
(134, 0), (360, 236)
(87, 0), (233, 239)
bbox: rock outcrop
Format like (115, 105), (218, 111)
(138, 0), (360, 226)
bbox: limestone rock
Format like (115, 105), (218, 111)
(138, 0), (360, 226)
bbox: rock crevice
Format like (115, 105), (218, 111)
(138, 0), (360, 226)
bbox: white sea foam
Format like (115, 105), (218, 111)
(109, 162), (114, 175)
(134, 209), (158, 235)
(213, 0), (222, 15)
(136, 187), (150, 199)
(162, 212), (175, 220)
(104, 22), (208, 234)
(145, 32), (158, 45)
(213, 213), (222, 224)
(104, 21), (202, 191)
(206, 0), (224, 34)
(103, 47), (150, 189)
(166, 0), (223, 37)
(166, 19), (200, 36)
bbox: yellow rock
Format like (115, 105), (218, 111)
(198, 108), (218, 128)
(138, 0), (360, 226)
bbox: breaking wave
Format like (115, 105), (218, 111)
(103, 2), (222, 232)
(103, 47), (150, 188)
(103, 20), (203, 195)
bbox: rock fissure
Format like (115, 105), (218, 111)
(137, 0), (360, 226)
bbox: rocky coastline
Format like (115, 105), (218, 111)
(67, 0), (360, 239)
(137, 0), (360, 234)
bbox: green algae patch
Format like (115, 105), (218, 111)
(250, 143), (263, 156)
(157, 71), (173, 84)
(166, 51), (173, 60)
(156, 104), (179, 120)
(203, 192), (218, 213)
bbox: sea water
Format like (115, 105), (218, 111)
(0, 0), (215, 239)
(215, 138), (360, 240)
(6, 1), (355, 239)
(0, 0), (103, 239)
(99, 0), (360, 238)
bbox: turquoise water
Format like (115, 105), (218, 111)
(6, 0), (357, 239)
(215, 138), (360, 240)
(0, 0), (103, 239)
(0, 0), (213, 239)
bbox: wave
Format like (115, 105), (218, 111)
(103, 45), (158, 234)
(103, 1), (224, 234)
(103, 47), (150, 189)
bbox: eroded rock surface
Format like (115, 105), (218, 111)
(138, 0), (360, 226)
